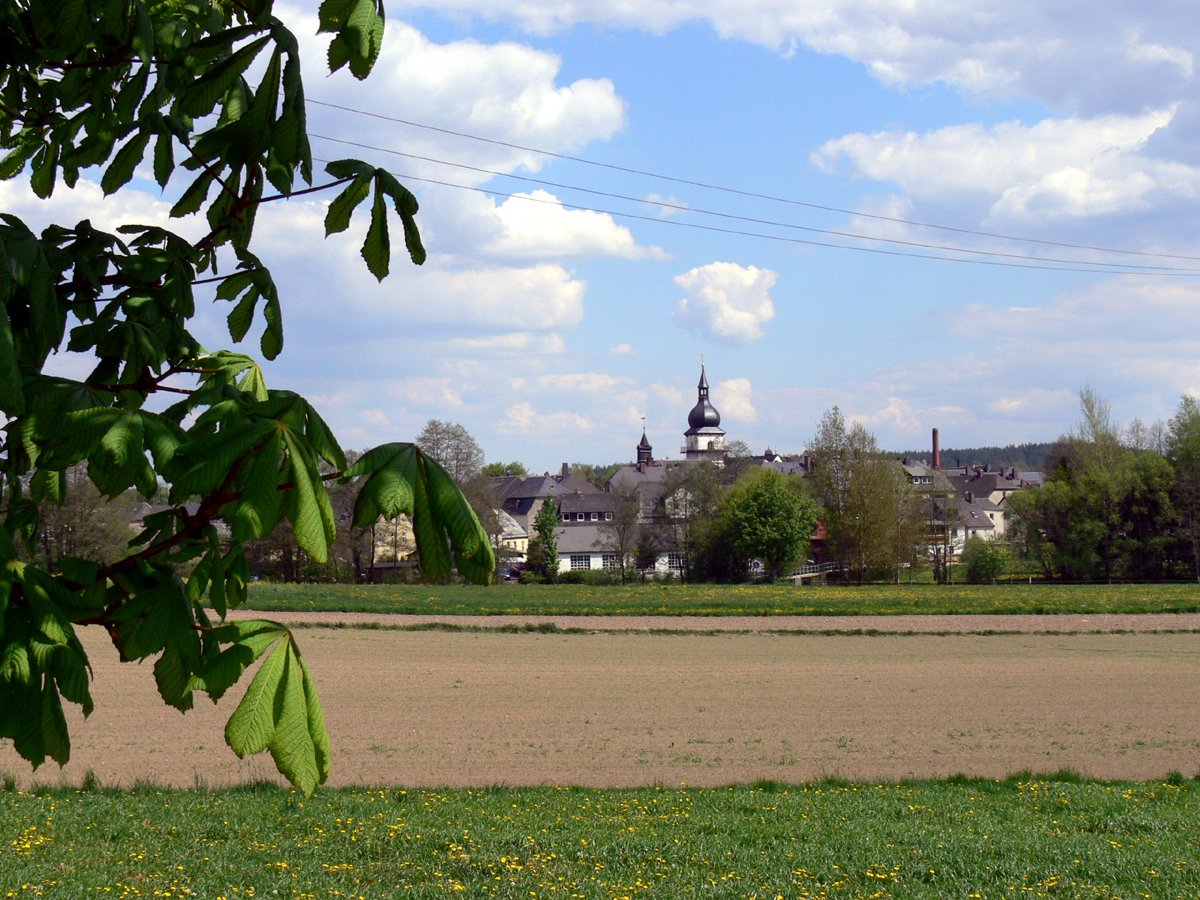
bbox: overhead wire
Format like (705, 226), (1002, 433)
(308, 98), (1200, 265)
(309, 132), (1200, 276)
(308, 153), (1193, 276)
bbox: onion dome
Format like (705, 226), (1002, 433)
(685, 365), (721, 434)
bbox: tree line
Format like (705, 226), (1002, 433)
(1006, 389), (1200, 583)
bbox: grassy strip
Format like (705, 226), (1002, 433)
(282, 620), (1200, 637)
(2, 775), (1197, 898)
(238, 582), (1200, 618)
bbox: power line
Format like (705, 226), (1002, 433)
(306, 153), (1191, 276)
(310, 133), (1200, 276)
(308, 98), (1200, 264)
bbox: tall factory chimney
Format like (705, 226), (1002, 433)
(932, 427), (941, 471)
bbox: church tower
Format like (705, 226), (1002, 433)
(636, 423), (653, 465)
(683, 364), (726, 461)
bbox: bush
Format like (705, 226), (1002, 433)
(558, 569), (624, 586)
(962, 536), (1011, 584)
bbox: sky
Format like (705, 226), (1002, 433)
(8, 0), (1200, 471)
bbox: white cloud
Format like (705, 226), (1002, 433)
(503, 401), (594, 434)
(945, 276), (1200, 343)
(712, 377), (758, 423)
(537, 372), (624, 391)
(0, 175), (187, 237)
(646, 193), (690, 217)
(989, 388), (1076, 416)
(852, 396), (921, 431)
(384, 0), (1198, 114)
(484, 190), (667, 258)
(286, 14), (626, 180)
(610, 343), (639, 356)
(443, 333), (568, 355)
(387, 377), (466, 407)
(672, 262), (777, 344)
(650, 383), (685, 407)
(814, 109), (1200, 223)
(361, 409), (393, 427)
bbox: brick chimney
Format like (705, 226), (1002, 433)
(932, 428), (941, 471)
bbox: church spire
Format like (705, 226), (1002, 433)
(637, 415), (653, 465)
(686, 363), (721, 433)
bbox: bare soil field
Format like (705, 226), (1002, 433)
(3, 614), (1199, 789)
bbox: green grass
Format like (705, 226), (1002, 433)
(238, 581), (1200, 618)
(3, 776), (1198, 898)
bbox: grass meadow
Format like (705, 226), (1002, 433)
(239, 581), (1200, 618)
(3, 776), (1199, 899)
(7, 584), (1196, 897)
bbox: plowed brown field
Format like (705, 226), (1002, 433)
(3, 613), (1199, 789)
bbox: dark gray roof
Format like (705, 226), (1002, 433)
(557, 472), (603, 494)
(558, 493), (615, 514)
(491, 475), (569, 502)
(607, 463), (670, 492)
(556, 524), (608, 554)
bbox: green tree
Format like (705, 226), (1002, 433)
(722, 469), (817, 582)
(807, 407), (911, 582)
(530, 498), (560, 584)
(1007, 389), (1175, 582)
(0, 0), (493, 793)
(960, 535), (1009, 584)
(633, 527), (660, 583)
(483, 461), (528, 477)
(1168, 395), (1200, 582)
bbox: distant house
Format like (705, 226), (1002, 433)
(489, 463), (605, 563)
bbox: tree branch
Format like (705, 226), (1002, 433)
(260, 176), (354, 204)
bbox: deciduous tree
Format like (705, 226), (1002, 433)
(721, 468), (816, 582)
(660, 461), (722, 582)
(529, 498), (560, 584)
(807, 408), (913, 581)
(0, 0), (492, 794)
(596, 483), (640, 583)
(1169, 395), (1200, 582)
(417, 420), (486, 484)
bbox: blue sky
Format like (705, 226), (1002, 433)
(9, 0), (1200, 470)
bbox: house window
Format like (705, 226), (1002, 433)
(667, 552), (686, 571)
(602, 553), (618, 569)
(605, 512), (612, 521)
(576, 512), (585, 521)
(570, 554), (590, 570)
(562, 513), (569, 522)
(590, 512), (599, 521)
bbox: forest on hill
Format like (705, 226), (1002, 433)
(892, 442), (1054, 472)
